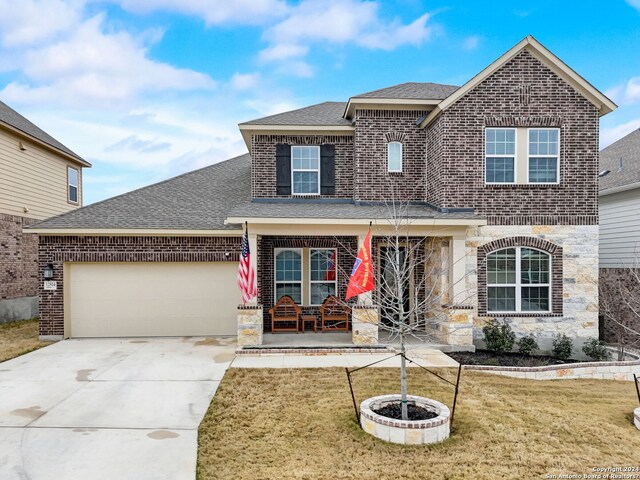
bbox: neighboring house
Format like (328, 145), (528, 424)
(29, 36), (615, 354)
(598, 128), (640, 340)
(0, 101), (89, 323)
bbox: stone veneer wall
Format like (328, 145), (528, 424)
(353, 109), (429, 202)
(466, 225), (599, 353)
(251, 134), (354, 199)
(38, 235), (241, 337)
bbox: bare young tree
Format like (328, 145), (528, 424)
(600, 266), (640, 360)
(336, 182), (472, 420)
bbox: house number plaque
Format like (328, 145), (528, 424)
(43, 281), (57, 291)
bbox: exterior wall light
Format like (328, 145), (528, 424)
(43, 263), (54, 280)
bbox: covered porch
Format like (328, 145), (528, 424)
(230, 212), (485, 349)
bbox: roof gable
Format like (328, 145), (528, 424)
(599, 128), (640, 195)
(419, 35), (616, 128)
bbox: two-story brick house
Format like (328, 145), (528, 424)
(29, 36), (614, 353)
(0, 101), (89, 323)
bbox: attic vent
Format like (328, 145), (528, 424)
(519, 84), (531, 106)
(598, 170), (611, 177)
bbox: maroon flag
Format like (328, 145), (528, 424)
(237, 227), (257, 304)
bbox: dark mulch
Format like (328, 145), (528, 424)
(372, 402), (438, 421)
(448, 350), (581, 367)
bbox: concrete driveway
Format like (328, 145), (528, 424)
(0, 337), (236, 480)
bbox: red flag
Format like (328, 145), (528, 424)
(346, 229), (374, 299)
(237, 227), (257, 304)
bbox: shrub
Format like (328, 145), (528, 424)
(581, 338), (611, 361)
(482, 319), (515, 354)
(552, 334), (573, 361)
(517, 335), (539, 356)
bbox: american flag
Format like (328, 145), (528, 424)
(237, 227), (257, 304)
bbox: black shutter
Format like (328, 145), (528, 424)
(320, 144), (335, 195)
(275, 143), (291, 195)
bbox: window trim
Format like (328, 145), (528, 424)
(486, 246), (552, 314)
(526, 128), (560, 185)
(274, 248), (303, 304)
(309, 248), (337, 306)
(484, 127), (517, 185)
(291, 145), (320, 196)
(67, 166), (79, 205)
(387, 141), (403, 173)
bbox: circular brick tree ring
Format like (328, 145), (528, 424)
(360, 394), (450, 445)
(634, 407), (640, 431)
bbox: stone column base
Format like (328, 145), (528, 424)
(437, 305), (474, 347)
(352, 305), (379, 345)
(237, 305), (263, 346)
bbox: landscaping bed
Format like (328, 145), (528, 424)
(449, 350), (581, 367)
(197, 368), (640, 480)
(0, 319), (52, 363)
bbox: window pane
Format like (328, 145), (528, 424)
(387, 142), (402, 172)
(311, 249), (336, 281)
(486, 157), (515, 183)
(521, 287), (550, 311)
(275, 283), (302, 304)
(69, 185), (78, 203)
(68, 167), (79, 187)
(521, 248), (550, 284)
(487, 248), (516, 284)
(293, 171), (319, 194)
(529, 129), (558, 156)
(486, 129), (515, 157)
(488, 286), (516, 312)
(292, 146), (319, 170)
(311, 283), (336, 305)
(275, 250), (301, 282)
(529, 157), (557, 183)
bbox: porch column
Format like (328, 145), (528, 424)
(237, 232), (263, 346)
(439, 235), (473, 347)
(352, 232), (379, 345)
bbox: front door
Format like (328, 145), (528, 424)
(379, 246), (411, 328)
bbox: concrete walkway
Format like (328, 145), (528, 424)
(0, 337), (236, 480)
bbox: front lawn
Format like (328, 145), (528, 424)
(0, 319), (52, 363)
(198, 368), (640, 480)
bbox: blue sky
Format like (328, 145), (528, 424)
(0, 0), (639, 204)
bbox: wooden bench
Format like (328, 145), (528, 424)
(320, 296), (351, 332)
(269, 295), (301, 333)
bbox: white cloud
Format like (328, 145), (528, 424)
(260, 0), (432, 67)
(0, 14), (214, 107)
(601, 118), (640, 148)
(0, 0), (84, 47)
(107, 0), (288, 25)
(606, 77), (640, 106)
(626, 0), (640, 10)
(230, 73), (261, 91)
(462, 35), (480, 51)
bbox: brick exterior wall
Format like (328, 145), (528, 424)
(354, 109), (429, 202)
(259, 235), (357, 331)
(428, 49), (599, 224)
(38, 235), (241, 337)
(476, 236), (563, 316)
(1, 213), (38, 300)
(251, 134), (354, 198)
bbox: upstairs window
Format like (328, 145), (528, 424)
(485, 128), (516, 183)
(291, 146), (320, 195)
(67, 166), (79, 203)
(487, 247), (551, 313)
(387, 141), (403, 172)
(528, 129), (559, 184)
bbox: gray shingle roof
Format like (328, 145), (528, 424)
(240, 102), (350, 126)
(0, 100), (86, 163)
(31, 154), (251, 230)
(352, 82), (459, 100)
(599, 128), (640, 193)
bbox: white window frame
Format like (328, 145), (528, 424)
(274, 248), (303, 304)
(309, 248), (337, 306)
(387, 141), (403, 173)
(291, 145), (320, 196)
(67, 166), (79, 204)
(486, 246), (552, 314)
(484, 127), (517, 185)
(526, 128), (560, 185)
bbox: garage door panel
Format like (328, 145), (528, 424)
(68, 263), (239, 337)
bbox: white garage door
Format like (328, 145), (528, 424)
(67, 262), (239, 337)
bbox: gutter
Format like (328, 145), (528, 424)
(599, 181), (640, 197)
